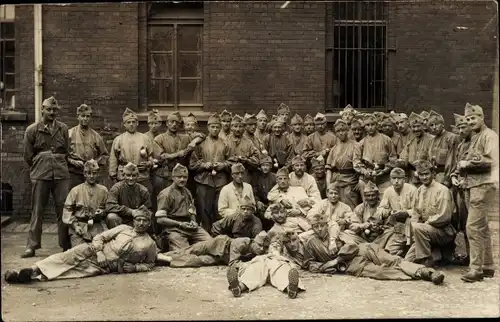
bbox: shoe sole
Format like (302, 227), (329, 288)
(287, 268), (300, 299)
(227, 266), (241, 297)
(20, 252), (35, 259)
(461, 276), (484, 283)
(18, 268), (33, 284)
(431, 273), (445, 285)
(483, 271), (495, 278)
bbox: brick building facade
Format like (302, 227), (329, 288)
(1, 1), (498, 218)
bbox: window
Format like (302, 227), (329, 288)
(1, 5), (15, 110)
(148, 2), (203, 109)
(326, 1), (388, 111)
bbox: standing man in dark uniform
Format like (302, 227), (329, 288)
(22, 96), (71, 257)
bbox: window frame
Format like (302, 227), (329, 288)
(1, 18), (15, 110)
(147, 16), (203, 110)
(326, 1), (389, 112)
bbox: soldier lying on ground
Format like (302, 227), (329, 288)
(226, 230), (307, 299)
(155, 231), (269, 268)
(302, 212), (446, 285)
(4, 206), (156, 284)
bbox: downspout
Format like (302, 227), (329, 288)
(34, 4), (43, 122)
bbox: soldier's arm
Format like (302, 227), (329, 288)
(133, 241), (157, 272)
(108, 137), (119, 179)
(105, 185), (133, 217)
(211, 216), (232, 236)
(92, 224), (129, 251)
(189, 145), (204, 172)
(462, 134), (498, 171)
(94, 132), (110, 165)
(23, 127), (36, 166)
(62, 188), (78, 226)
(425, 189), (453, 227)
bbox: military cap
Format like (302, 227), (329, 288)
(231, 114), (244, 125)
(420, 111), (430, 120)
(122, 108), (138, 123)
(254, 231), (269, 245)
(172, 163), (188, 176)
(399, 113), (408, 120)
(363, 181), (379, 193)
(291, 155), (306, 166)
(290, 113), (304, 125)
(220, 110), (233, 120)
(260, 155), (273, 165)
(311, 156), (326, 169)
(273, 115), (287, 126)
(77, 103), (92, 115)
(303, 114), (314, 125)
(414, 160), (434, 173)
(390, 167), (406, 178)
(307, 212), (328, 225)
(207, 112), (221, 125)
(184, 112), (197, 124)
(147, 109), (162, 123)
(428, 110), (444, 123)
(167, 111), (182, 122)
(83, 159), (99, 172)
(464, 103), (484, 117)
(132, 205), (152, 221)
(42, 96), (59, 109)
(453, 113), (467, 126)
(243, 113), (257, 125)
(277, 102), (290, 114)
(231, 162), (246, 174)
(123, 162), (139, 174)
(314, 112), (327, 123)
(334, 118), (349, 128)
(408, 112), (425, 125)
(327, 181), (341, 192)
(276, 166), (289, 177)
(239, 195), (256, 210)
(380, 115), (396, 126)
(256, 109), (268, 121)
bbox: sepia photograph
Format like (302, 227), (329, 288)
(0, 0), (499, 320)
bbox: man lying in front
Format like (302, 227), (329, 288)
(4, 206), (156, 284)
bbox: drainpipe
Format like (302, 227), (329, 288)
(34, 4), (43, 122)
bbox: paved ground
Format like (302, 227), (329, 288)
(1, 228), (499, 320)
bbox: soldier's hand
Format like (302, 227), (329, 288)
(137, 161), (149, 171)
(96, 252), (108, 268)
(287, 209), (302, 217)
(74, 160), (85, 168)
(122, 262), (136, 273)
(74, 225), (85, 236)
(457, 160), (469, 170)
(214, 162), (226, 171)
(337, 218), (348, 227)
(349, 223), (361, 233)
(296, 199), (310, 208)
(281, 199), (293, 209)
(202, 162), (213, 170)
(451, 177), (460, 186)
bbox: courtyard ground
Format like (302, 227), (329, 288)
(1, 225), (499, 320)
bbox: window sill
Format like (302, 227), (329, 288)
(137, 108), (213, 122)
(0, 110), (27, 122)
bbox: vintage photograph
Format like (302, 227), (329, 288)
(1, 0), (499, 320)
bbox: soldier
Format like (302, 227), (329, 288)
(212, 196), (262, 239)
(303, 213), (446, 285)
(22, 96), (71, 257)
(244, 113), (266, 156)
(144, 109), (163, 141)
(255, 109), (269, 146)
(189, 113), (230, 233)
(67, 103), (108, 189)
(183, 112), (205, 140)
(339, 104), (356, 126)
(302, 113), (337, 164)
(459, 103), (498, 282)
(398, 112), (434, 186)
(374, 167), (417, 256)
(143, 109), (163, 212)
(448, 113), (472, 264)
(420, 110), (430, 132)
(218, 163), (257, 218)
(5, 206), (156, 284)
(109, 108), (155, 194)
(226, 230), (305, 299)
(62, 160), (108, 247)
(326, 118), (362, 209)
(226, 114), (260, 183)
(219, 109), (232, 141)
(310, 157), (327, 200)
(355, 114), (396, 197)
(277, 102), (291, 130)
(394, 113), (412, 148)
(251, 155), (277, 229)
(155, 164), (212, 251)
(350, 116), (365, 143)
(289, 155), (322, 202)
(341, 181), (383, 245)
(105, 162), (151, 228)
(265, 116), (294, 171)
(427, 110), (460, 187)
(401, 160), (456, 267)
(303, 114), (315, 136)
(156, 231), (269, 268)
(379, 115), (404, 157)
(154, 111), (197, 193)
(287, 114), (308, 157)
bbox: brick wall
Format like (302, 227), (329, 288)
(204, 1), (326, 116)
(387, 0), (498, 127)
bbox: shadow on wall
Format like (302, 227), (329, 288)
(0, 182), (13, 215)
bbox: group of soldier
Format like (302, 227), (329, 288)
(3, 96), (498, 298)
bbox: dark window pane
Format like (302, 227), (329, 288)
(5, 40), (14, 55)
(361, 26), (385, 49)
(150, 54), (173, 78)
(334, 26), (356, 49)
(361, 1), (387, 21)
(179, 79), (202, 104)
(4, 56), (14, 73)
(179, 53), (202, 77)
(178, 25), (202, 51)
(334, 1), (357, 20)
(326, 49), (333, 111)
(149, 79), (174, 104)
(1, 23), (15, 39)
(149, 25), (173, 52)
(4, 91), (15, 108)
(5, 74), (15, 89)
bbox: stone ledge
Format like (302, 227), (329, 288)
(0, 110), (28, 122)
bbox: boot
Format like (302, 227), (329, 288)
(461, 270), (484, 283)
(430, 271), (445, 285)
(20, 248), (35, 258)
(227, 266), (241, 298)
(4, 270), (19, 284)
(482, 269), (495, 278)
(287, 268), (300, 299)
(17, 268), (34, 284)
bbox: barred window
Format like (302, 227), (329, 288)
(148, 2), (203, 109)
(1, 5), (15, 110)
(326, 1), (388, 111)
